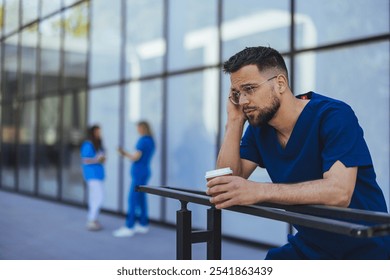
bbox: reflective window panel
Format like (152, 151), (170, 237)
(0, 43), (1, 101)
(20, 24), (38, 97)
(168, 0), (218, 71)
(295, 0), (390, 49)
(0, 0), (3, 37)
(166, 69), (219, 228)
(125, 0), (165, 79)
(63, 2), (88, 89)
(2, 34), (18, 103)
(39, 14), (61, 93)
(41, 0), (61, 18)
(17, 101), (37, 193)
(63, 0), (80, 8)
(88, 86), (120, 211)
(38, 97), (60, 197)
(89, 0), (121, 85)
(61, 90), (86, 203)
(0, 103), (17, 190)
(222, 0), (290, 61)
(295, 42), (390, 208)
(4, 0), (19, 35)
(122, 79), (163, 220)
(22, 0), (39, 26)
(0, 105), (1, 182)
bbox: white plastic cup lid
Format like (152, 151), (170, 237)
(205, 167), (233, 179)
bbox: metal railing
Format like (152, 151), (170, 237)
(137, 185), (390, 260)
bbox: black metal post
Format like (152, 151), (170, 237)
(207, 206), (221, 260)
(176, 200), (192, 260)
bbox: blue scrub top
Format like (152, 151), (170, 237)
(80, 141), (105, 181)
(240, 92), (390, 259)
(131, 135), (155, 178)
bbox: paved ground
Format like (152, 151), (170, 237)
(0, 190), (268, 260)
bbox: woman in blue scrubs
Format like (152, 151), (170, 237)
(81, 125), (106, 231)
(113, 121), (155, 237)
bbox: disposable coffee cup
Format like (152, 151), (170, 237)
(205, 167), (233, 198)
(205, 167), (233, 181)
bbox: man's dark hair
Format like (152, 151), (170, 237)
(223, 46), (288, 78)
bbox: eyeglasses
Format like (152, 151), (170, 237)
(229, 75), (277, 105)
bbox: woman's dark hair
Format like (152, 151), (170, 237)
(223, 46), (288, 79)
(87, 125), (103, 151)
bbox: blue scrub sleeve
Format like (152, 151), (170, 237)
(136, 137), (147, 152)
(81, 142), (95, 158)
(320, 104), (372, 172)
(240, 126), (264, 167)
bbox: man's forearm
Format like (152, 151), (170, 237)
(216, 120), (245, 176)
(208, 176), (351, 209)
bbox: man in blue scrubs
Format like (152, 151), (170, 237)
(206, 46), (390, 259)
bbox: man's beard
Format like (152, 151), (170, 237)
(244, 95), (280, 127)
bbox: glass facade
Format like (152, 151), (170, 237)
(17, 100), (36, 193)
(89, 0), (121, 85)
(0, 0), (389, 246)
(168, 0), (218, 71)
(125, 0), (165, 79)
(60, 90), (86, 203)
(222, 0), (290, 58)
